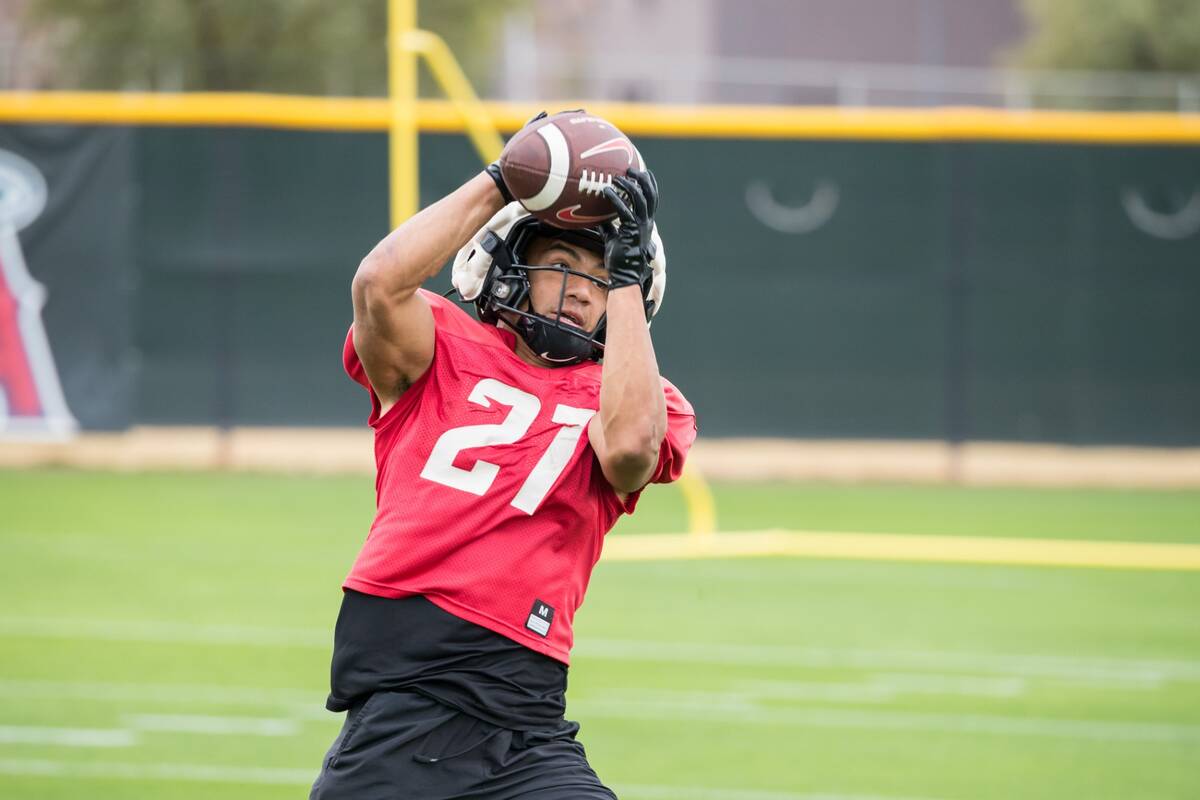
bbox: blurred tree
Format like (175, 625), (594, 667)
(1014, 0), (1200, 73)
(21, 0), (525, 95)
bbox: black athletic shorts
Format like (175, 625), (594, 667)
(309, 689), (617, 800)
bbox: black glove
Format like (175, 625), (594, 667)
(484, 161), (513, 203)
(485, 110), (556, 204)
(601, 168), (659, 291)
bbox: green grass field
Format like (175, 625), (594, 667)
(1, 469), (1198, 799)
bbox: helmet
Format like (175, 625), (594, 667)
(452, 203), (667, 365)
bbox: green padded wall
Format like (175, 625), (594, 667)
(3, 123), (1197, 443)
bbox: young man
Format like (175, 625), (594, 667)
(309, 143), (695, 799)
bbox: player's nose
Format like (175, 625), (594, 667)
(564, 277), (594, 305)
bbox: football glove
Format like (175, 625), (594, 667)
(484, 161), (514, 204)
(602, 168), (659, 292)
(485, 110), (563, 204)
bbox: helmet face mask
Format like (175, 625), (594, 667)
(454, 205), (664, 367)
(476, 217), (613, 365)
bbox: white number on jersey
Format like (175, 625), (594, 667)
(419, 379), (540, 496)
(419, 378), (597, 514)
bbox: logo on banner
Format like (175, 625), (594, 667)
(0, 148), (76, 436)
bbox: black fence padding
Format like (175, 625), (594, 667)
(1, 123), (1197, 444)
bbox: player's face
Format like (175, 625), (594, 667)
(523, 237), (609, 333)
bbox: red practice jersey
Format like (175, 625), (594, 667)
(342, 290), (696, 663)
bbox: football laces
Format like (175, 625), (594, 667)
(578, 170), (615, 197)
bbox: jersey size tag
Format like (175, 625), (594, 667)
(525, 599), (555, 637)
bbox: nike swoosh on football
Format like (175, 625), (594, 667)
(556, 205), (612, 224)
(579, 137), (635, 165)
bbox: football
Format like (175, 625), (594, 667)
(499, 110), (644, 229)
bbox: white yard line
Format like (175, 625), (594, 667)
(727, 673), (1028, 702)
(0, 617), (329, 647)
(0, 758), (315, 785)
(0, 678), (1188, 746)
(0, 725), (135, 748)
(570, 700), (1200, 743)
(589, 672), (1029, 709)
(0, 757), (943, 799)
(0, 678), (318, 707)
(2, 616), (1197, 683)
(618, 786), (945, 800)
(576, 639), (1200, 684)
(0, 675), (1036, 713)
(122, 713), (299, 737)
(844, 672), (1028, 697)
(0, 714), (299, 748)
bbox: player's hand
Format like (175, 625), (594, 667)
(484, 160), (514, 204)
(489, 110), (596, 206)
(602, 168), (659, 292)
(486, 110), (558, 204)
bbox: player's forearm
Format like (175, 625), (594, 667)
(354, 173), (504, 300)
(597, 286), (667, 485)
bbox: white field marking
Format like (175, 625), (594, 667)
(862, 673), (1028, 696)
(584, 674), (1030, 718)
(575, 639), (1200, 684)
(0, 758), (945, 800)
(0, 616), (330, 647)
(595, 673), (1028, 709)
(585, 687), (886, 709)
(602, 529), (1200, 571)
(0, 678), (1018, 726)
(0, 678), (320, 707)
(1, 678), (1191, 745)
(121, 713), (299, 737)
(569, 699), (1200, 743)
(618, 787), (946, 800)
(0, 758), (315, 785)
(2, 617), (1197, 684)
(0, 679), (333, 723)
(0, 725), (135, 748)
(682, 674), (1027, 705)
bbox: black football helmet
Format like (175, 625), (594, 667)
(471, 215), (655, 365)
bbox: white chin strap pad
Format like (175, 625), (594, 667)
(647, 222), (667, 316)
(452, 202), (528, 301)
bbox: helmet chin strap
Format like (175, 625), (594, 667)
(516, 314), (595, 365)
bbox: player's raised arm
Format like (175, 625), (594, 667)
(351, 172), (506, 412)
(590, 169), (669, 493)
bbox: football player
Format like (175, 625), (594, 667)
(309, 120), (695, 799)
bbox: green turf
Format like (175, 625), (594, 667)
(1, 468), (1198, 799)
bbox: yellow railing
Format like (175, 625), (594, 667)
(3, 93), (1199, 143)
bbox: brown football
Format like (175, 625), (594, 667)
(499, 110), (644, 229)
